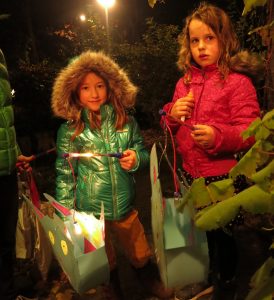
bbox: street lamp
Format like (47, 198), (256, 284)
(97, 0), (116, 53)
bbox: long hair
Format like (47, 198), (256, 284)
(71, 70), (128, 140)
(177, 2), (240, 81)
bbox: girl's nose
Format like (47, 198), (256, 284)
(90, 87), (99, 97)
(198, 40), (205, 49)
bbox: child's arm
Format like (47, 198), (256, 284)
(55, 123), (78, 209)
(199, 76), (260, 155)
(119, 118), (149, 172)
(161, 79), (194, 132)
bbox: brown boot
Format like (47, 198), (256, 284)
(134, 261), (174, 299)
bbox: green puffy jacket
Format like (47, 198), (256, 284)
(0, 49), (19, 176)
(55, 105), (149, 220)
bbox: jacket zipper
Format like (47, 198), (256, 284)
(193, 70), (206, 178)
(102, 107), (118, 218)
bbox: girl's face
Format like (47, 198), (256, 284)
(78, 72), (107, 114)
(189, 19), (220, 68)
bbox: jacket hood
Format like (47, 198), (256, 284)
(51, 51), (137, 120)
(230, 51), (264, 85)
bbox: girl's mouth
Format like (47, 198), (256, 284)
(199, 54), (208, 59)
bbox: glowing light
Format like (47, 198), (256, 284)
(67, 153), (95, 158)
(63, 152), (125, 159)
(73, 211), (104, 249)
(79, 14), (86, 22)
(97, 0), (115, 9)
(74, 222), (82, 235)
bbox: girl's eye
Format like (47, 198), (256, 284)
(191, 38), (198, 44)
(206, 35), (215, 41)
(97, 84), (105, 89)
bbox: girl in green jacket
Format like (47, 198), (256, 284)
(51, 51), (173, 299)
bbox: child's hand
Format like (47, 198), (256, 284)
(191, 125), (215, 149)
(119, 149), (137, 171)
(17, 154), (35, 173)
(170, 90), (194, 120)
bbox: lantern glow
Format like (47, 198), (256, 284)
(73, 211), (104, 249)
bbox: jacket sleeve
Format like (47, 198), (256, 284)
(55, 123), (78, 209)
(128, 117), (149, 172)
(207, 76), (260, 155)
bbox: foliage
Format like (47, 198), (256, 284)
(10, 17), (180, 132)
(226, 0), (267, 53)
(113, 18), (180, 129)
(177, 110), (274, 300)
(10, 58), (61, 154)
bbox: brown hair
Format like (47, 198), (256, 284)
(71, 71), (128, 140)
(177, 2), (240, 82)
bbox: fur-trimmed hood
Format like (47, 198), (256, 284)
(230, 50), (264, 85)
(51, 51), (137, 120)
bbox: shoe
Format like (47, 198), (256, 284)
(134, 261), (174, 299)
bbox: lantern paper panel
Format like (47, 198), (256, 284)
(23, 193), (109, 294)
(150, 143), (209, 288)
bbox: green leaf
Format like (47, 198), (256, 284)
(242, 0), (267, 16)
(252, 160), (274, 192)
(178, 178), (234, 212)
(230, 142), (261, 179)
(207, 179), (235, 203)
(187, 178), (212, 208)
(195, 185), (274, 230)
(242, 118), (261, 140)
(242, 110), (274, 140)
(246, 255), (274, 300)
(148, 0), (158, 8)
(262, 110), (274, 128)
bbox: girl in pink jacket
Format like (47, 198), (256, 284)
(161, 3), (262, 300)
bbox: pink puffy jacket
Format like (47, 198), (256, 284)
(162, 64), (260, 178)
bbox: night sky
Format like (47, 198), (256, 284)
(0, 0), (236, 65)
(0, 0), (233, 32)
